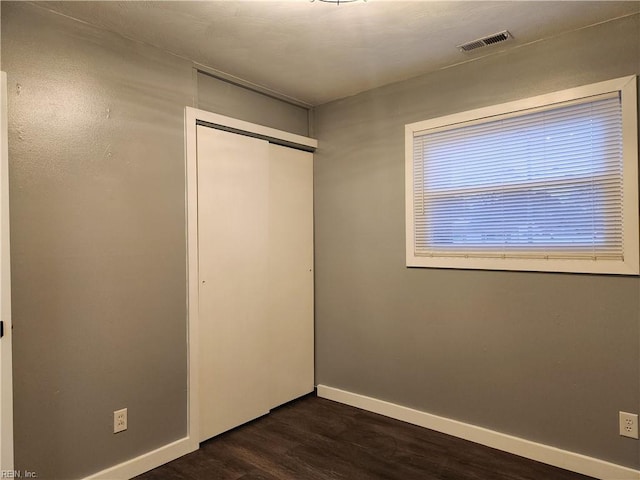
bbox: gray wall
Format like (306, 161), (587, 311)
(314, 13), (640, 469)
(2, 3), (191, 478)
(1, 3), (309, 479)
(197, 71), (310, 136)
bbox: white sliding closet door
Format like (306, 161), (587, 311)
(268, 144), (314, 409)
(197, 126), (271, 441)
(196, 122), (315, 443)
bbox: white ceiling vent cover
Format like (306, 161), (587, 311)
(458, 30), (512, 52)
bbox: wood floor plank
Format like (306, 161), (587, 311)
(135, 394), (596, 480)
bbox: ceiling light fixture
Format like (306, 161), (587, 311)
(311, 0), (366, 4)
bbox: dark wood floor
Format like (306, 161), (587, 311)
(135, 394), (595, 480)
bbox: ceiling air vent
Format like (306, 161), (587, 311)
(457, 30), (512, 52)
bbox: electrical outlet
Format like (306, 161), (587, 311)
(619, 411), (638, 439)
(114, 408), (127, 434)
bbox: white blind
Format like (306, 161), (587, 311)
(413, 94), (624, 261)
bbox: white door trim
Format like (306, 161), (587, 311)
(183, 107), (316, 451)
(0, 71), (14, 472)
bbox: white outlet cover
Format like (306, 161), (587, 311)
(619, 411), (638, 439)
(114, 408), (128, 434)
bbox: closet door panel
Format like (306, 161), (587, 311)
(197, 126), (270, 441)
(268, 144), (314, 408)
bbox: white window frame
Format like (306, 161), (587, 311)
(405, 75), (638, 275)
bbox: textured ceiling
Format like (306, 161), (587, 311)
(35, 1), (640, 106)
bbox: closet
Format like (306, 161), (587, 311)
(193, 118), (315, 442)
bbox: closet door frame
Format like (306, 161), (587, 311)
(184, 107), (317, 450)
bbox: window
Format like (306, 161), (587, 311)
(405, 76), (638, 275)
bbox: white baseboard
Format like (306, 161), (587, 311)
(317, 385), (640, 480)
(83, 436), (198, 480)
